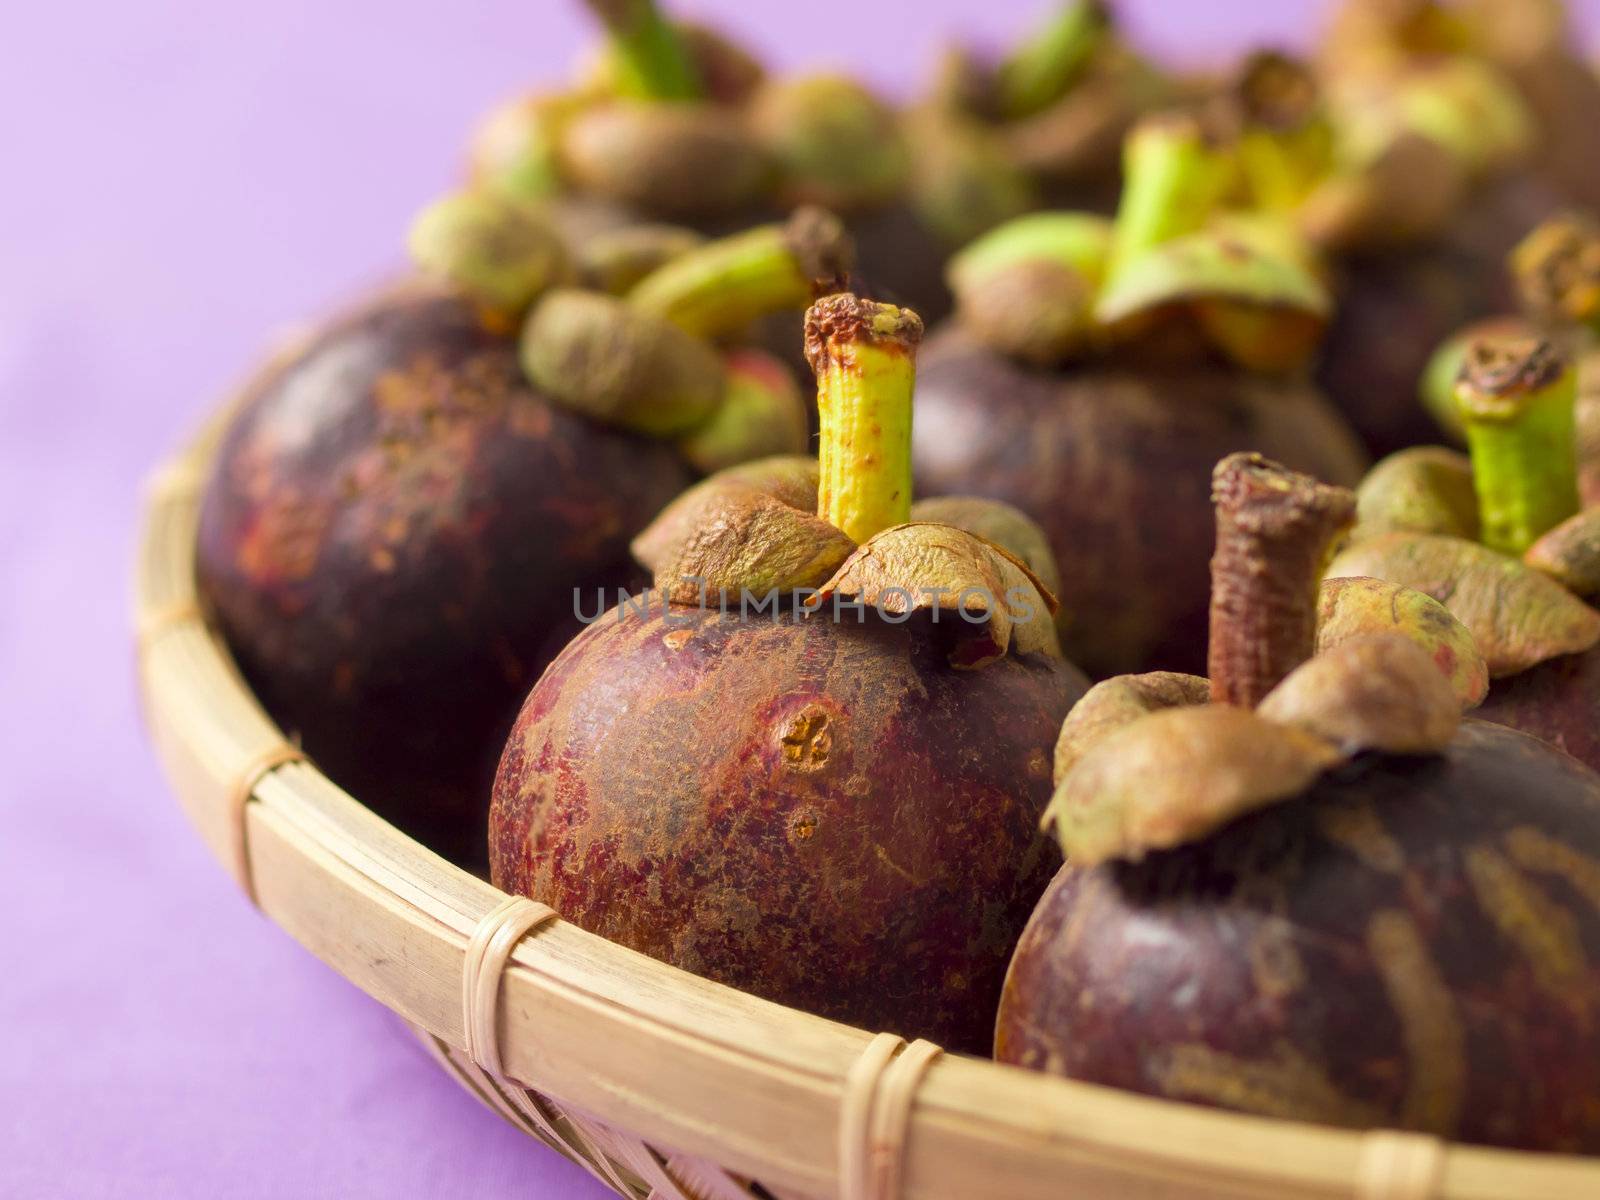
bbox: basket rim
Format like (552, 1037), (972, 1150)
(133, 386), (1600, 1200)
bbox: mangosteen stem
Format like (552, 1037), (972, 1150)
(1106, 110), (1235, 279)
(628, 207), (854, 339)
(805, 293), (923, 544)
(583, 0), (702, 102)
(1208, 453), (1356, 709)
(1454, 334), (1579, 557)
(993, 0), (1111, 121)
(1232, 52), (1331, 211)
(1511, 213), (1600, 334)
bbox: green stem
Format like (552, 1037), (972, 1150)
(583, 0), (702, 101)
(1232, 52), (1332, 212)
(805, 294), (923, 544)
(1455, 334), (1580, 556)
(993, 0), (1111, 121)
(628, 207), (853, 339)
(1106, 110), (1235, 279)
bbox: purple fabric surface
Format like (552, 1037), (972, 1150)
(2, 2), (1596, 1197)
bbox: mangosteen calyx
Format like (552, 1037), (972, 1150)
(1331, 330), (1600, 679)
(629, 294), (1068, 669)
(1043, 453), (1473, 867)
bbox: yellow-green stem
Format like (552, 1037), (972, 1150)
(584, 0), (701, 101)
(1455, 335), (1580, 556)
(805, 294), (923, 544)
(993, 0), (1111, 121)
(628, 208), (851, 339)
(1232, 52), (1332, 212)
(1106, 111), (1235, 279)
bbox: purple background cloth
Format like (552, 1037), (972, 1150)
(2, 2), (1596, 1196)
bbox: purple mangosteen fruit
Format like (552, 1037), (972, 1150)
(490, 294), (1089, 1052)
(912, 107), (1368, 677)
(997, 452), (1600, 1153)
(199, 194), (820, 862)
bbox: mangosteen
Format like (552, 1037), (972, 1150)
(918, 0), (1170, 216)
(1304, 3), (1591, 454)
(1412, 211), (1600, 500)
(490, 294), (1089, 1052)
(466, 0), (949, 323)
(912, 107), (1368, 677)
(198, 194), (821, 864)
(996, 452), (1600, 1154)
(1330, 329), (1600, 778)
(1322, 0), (1600, 212)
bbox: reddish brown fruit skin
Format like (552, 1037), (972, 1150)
(197, 288), (690, 864)
(997, 721), (1600, 1154)
(910, 328), (1368, 677)
(490, 606), (1087, 1053)
(1317, 176), (1561, 458)
(1477, 646), (1600, 775)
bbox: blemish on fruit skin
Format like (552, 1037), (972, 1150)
(779, 704), (832, 768)
(663, 628), (693, 651)
(1434, 643), (1457, 676)
(789, 810), (819, 843)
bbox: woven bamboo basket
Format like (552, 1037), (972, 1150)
(135, 377), (1600, 1200)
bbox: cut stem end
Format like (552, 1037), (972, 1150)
(1208, 453), (1357, 709)
(1455, 334), (1579, 557)
(805, 293), (923, 544)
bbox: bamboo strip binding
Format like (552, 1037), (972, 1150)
(839, 1033), (943, 1200)
(227, 741), (305, 905)
(1359, 1131), (1445, 1200)
(463, 896), (559, 1077)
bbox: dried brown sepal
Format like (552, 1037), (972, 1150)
(1051, 672), (1210, 786)
(631, 455), (818, 572)
(558, 102), (771, 217)
(574, 223), (706, 294)
(652, 482), (855, 603)
(1326, 532), (1600, 677)
(910, 496), (1064, 601)
(1525, 508), (1600, 599)
(1354, 446), (1480, 540)
(810, 522), (1062, 668)
(1208, 453), (1358, 708)
(1042, 704), (1340, 865)
(1258, 633), (1461, 755)
(1317, 576), (1488, 707)
(520, 288), (723, 435)
(716, 455), (821, 511)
